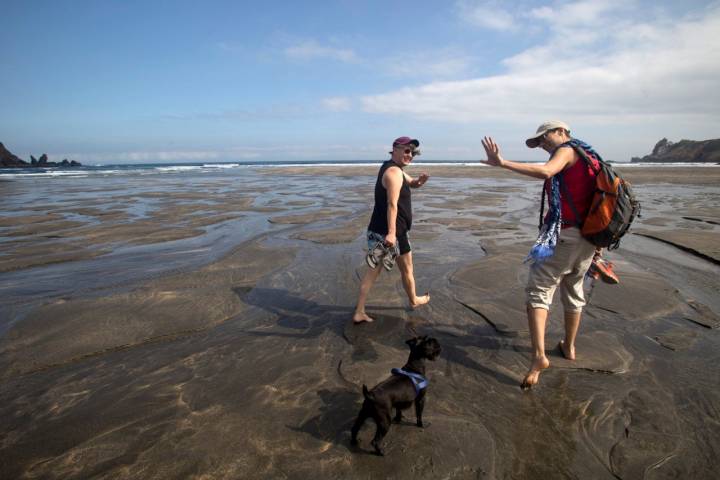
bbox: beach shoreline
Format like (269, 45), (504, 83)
(1, 165), (719, 478)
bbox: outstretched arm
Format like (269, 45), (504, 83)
(404, 171), (429, 188)
(482, 136), (575, 179)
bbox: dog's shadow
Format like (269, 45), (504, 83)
(287, 388), (379, 455)
(288, 387), (428, 456)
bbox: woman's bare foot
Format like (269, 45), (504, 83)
(558, 340), (575, 360)
(352, 311), (374, 324)
(410, 293), (430, 309)
(520, 355), (550, 389)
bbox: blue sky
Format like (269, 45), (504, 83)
(2, 0), (719, 163)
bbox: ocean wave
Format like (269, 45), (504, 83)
(155, 165), (203, 172)
(0, 170), (90, 178)
(201, 163), (240, 169)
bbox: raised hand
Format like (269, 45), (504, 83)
(416, 173), (429, 187)
(481, 136), (504, 167)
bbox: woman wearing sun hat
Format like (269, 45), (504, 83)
(482, 121), (602, 389)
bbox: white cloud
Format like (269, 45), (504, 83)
(551, 0), (633, 25)
(57, 143), (391, 164)
(456, 0), (517, 31)
(58, 150), (230, 163)
(384, 50), (475, 79)
(362, 3), (720, 158)
(322, 97), (352, 112)
(459, 0), (636, 32)
(284, 40), (357, 63)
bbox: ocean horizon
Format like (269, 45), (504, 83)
(2, 159), (719, 180)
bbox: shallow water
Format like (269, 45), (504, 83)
(1, 165), (719, 479)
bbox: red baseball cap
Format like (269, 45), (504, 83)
(392, 136), (420, 147)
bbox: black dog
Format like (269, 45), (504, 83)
(350, 336), (442, 456)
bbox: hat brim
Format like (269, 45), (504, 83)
(393, 138), (420, 147)
(525, 136), (543, 148)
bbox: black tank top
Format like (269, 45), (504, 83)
(368, 160), (412, 235)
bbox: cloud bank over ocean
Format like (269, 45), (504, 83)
(2, 1), (718, 163)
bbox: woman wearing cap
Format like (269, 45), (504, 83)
(352, 136), (431, 324)
(481, 121), (600, 389)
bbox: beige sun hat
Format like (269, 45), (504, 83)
(525, 120), (571, 148)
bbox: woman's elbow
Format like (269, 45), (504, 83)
(537, 167), (556, 179)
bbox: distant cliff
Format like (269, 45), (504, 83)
(631, 138), (720, 163)
(0, 142), (81, 168)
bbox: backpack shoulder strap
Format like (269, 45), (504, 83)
(564, 140), (602, 175)
(538, 183), (546, 230)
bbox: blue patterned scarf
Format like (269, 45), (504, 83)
(526, 174), (562, 263)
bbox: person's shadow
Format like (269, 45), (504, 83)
(237, 286), (521, 383)
(234, 286), (403, 341)
(235, 286), (521, 451)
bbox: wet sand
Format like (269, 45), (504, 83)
(1, 165), (719, 479)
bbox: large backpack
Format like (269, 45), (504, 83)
(562, 142), (641, 249)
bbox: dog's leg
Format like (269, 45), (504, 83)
(414, 392), (426, 428)
(351, 404), (370, 445)
(393, 407), (402, 423)
(371, 414), (391, 456)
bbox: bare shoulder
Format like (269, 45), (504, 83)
(551, 145), (578, 168)
(382, 165), (404, 183)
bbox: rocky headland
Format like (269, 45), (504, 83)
(0, 142), (81, 168)
(632, 137), (720, 163)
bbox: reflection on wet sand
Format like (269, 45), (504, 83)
(1, 165), (719, 478)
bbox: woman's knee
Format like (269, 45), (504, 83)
(397, 254), (413, 274)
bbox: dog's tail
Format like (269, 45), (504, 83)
(362, 384), (375, 402)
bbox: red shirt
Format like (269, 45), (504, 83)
(545, 147), (599, 228)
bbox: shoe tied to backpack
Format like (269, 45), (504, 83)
(591, 256), (619, 284)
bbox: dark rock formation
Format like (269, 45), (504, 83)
(632, 138), (720, 163)
(0, 143), (82, 168)
(1, 142), (29, 167)
(652, 138), (672, 156)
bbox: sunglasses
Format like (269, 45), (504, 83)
(394, 146), (419, 156)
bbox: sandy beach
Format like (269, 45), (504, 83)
(1, 164), (719, 479)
